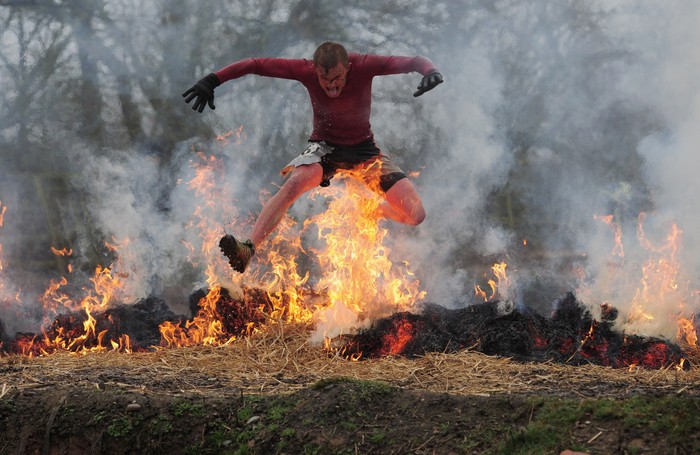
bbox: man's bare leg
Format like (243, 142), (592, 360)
(377, 178), (426, 226)
(220, 163), (322, 272)
(250, 163), (323, 246)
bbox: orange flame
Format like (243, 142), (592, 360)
(305, 169), (425, 342)
(50, 246), (73, 257)
(677, 315), (697, 346)
(595, 214), (624, 258)
(50, 246), (73, 274)
(475, 262), (510, 302)
(379, 317), (415, 357)
(257, 214), (312, 322)
(626, 215), (686, 332)
(216, 125), (246, 145)
(8, 139), (428, 355)
(160, 154), (427, 349)
(159, 151), (242, 348)
(588, 213), (699, 344)
(160, 283), (234, 348)
(18, 237), (132, 355)
(39, 276), (72, 317)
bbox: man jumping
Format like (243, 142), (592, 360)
(183, 41), (443, 273)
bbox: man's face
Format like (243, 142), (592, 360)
(315, 63), (349, 98)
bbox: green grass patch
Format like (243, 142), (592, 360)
(497, 396), (700, 454)
(171, 398), (205, 418)
(106, 416), (133, 438)
(150, 414), (173, 435)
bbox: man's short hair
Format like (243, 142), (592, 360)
(313, 42), (349, 71)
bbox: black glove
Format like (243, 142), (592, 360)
(182, 73), (221, 113)
(413, 71), (443, 97)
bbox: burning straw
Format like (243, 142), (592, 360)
(1, 321), (698, 400)
(0, 147), (697, 374)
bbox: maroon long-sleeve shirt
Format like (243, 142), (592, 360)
(215, 53), (438, 146)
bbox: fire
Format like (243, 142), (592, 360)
(587, 213), (699, 346)
(677, 316), (698, 346)
(378, 316), (416, 357)
(159, 149), (243, 348)
(90, 264), (121, 308)
(256, 214), (312, 322)
(595, 214), (624, 257)
(475, 262), (510, 302)
(304, 168), (425, 342)
(160, 283), (234, 348)
(159, 143), (312, 348)
(626, 215), (692, 337)
(1, 126), (695, 368)
(16, 255), (132, 356)
(216, 125), (246, 145)
(50, 246), (73, 273)
(39, 276), (71, 318)
(50, 246), (73, 256)
(4, 205), (133, 356)
(0, 128), (428, 357)
(160, 151), (426, 349)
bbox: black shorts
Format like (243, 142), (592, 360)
(282, 140), (407, 193)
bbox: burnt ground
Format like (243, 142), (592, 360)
(1, 326), (699, 455)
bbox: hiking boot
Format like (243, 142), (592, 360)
(219, 235), (255, 273)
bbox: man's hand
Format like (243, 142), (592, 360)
(413, 71), (443, 97)
(182, 73), (221, 112)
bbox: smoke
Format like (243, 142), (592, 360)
(638, 2), (700, 274)
(67, 129), (278, 314)
(69, 146), (190, 304)
(614, 1), (700, 337)
(1, 1), (699, 342)
(568, 1), (700, 339)
(398, 40), (512, 308)
(399, 0), (700, 338)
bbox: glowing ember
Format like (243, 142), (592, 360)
(378, 317), (417, 357)
(337, 293), (687, 369)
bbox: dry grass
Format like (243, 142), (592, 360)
(1, 322), (699, 399)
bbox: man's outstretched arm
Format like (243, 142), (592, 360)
(183, 58), (305, 113)
(359, 54), (444, 97)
